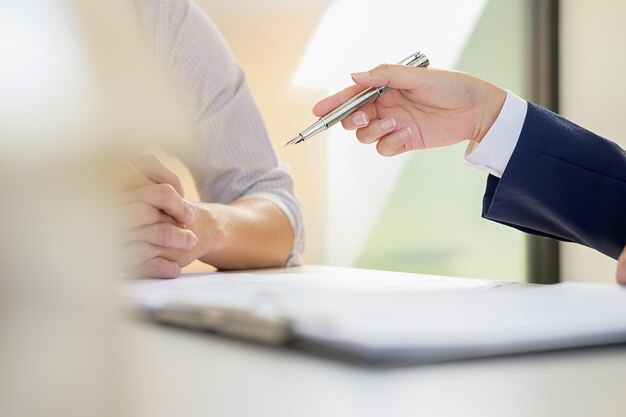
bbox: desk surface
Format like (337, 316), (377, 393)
(120, 266), (626, 417)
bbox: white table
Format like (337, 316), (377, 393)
(120, 266), (626, 417)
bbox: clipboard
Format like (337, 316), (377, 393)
(124, 270), (626, 365)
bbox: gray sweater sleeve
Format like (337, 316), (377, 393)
(132, 0), (304, 265)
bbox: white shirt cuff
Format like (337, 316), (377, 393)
(464, 90), (528, 178)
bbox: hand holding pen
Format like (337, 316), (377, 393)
(287, 52), (429, 147)
(289, 52), (507, 157)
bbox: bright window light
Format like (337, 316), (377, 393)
(292, 0), (488, 266)
(0, 1), (94, 150)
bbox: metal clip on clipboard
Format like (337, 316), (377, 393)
(150, 302), (293, 345)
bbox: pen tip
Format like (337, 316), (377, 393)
(285, 135), (304, 147)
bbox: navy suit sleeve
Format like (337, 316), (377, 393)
(482, 102), (626, 259)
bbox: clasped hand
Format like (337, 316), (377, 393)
(120, 155), (202, 278)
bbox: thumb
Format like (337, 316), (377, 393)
(351, 64), (427, 89)
(617, 246), (626, 285)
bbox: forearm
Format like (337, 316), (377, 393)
(192, 198), (295, 270)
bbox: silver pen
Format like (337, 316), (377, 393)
(285, 51), (429, 146)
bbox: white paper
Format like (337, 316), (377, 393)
(124, 272), (626, 362)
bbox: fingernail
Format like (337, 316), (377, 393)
(184, 205), (194, 224)
(380, 117), (396, 130)
(398, 127), (412, 140)
(352, 111), (368, 127)
(351, 71), (370, 80)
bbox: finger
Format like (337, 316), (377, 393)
(134, 154), (185, 198)
(123, 202), (175, 229)
(617, 246), (626, 285)
(340, 102), (378, 130)
(355, 117), (397, 144)
(158, 247), (195, 269)
(128, 223), (198, 250)
(375, 127), (414, 157)
(124, 184), (194, 225)
(351, 64), (429, 90)
(124, 241), (163, 267)
(131, 257), (181, 279)
(118, 162), (154, 190)
(312, 84), (367, 116)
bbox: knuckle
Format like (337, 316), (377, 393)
(186, 230), (197, 248)
(141, 203), (159, 223)
(138, 242), (157, 261)
(375, 63), (391, 74)
(129, 203), (156, 226)
(146, 258), (166, 277)
(147, 258), (179, 279)
(157, 223), (174, 246)
(139, 203), (159, 225)
(127, 242), (156, 265)
(156, 183), (176, 205)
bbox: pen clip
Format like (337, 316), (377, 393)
(399, 52), (429, 68)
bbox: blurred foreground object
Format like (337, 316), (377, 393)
(0, 1), (190, 416)
(0, 162), (120, 417)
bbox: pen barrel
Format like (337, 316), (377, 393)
(321, 87), (384, 128)
(320, 52), (428, 129)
